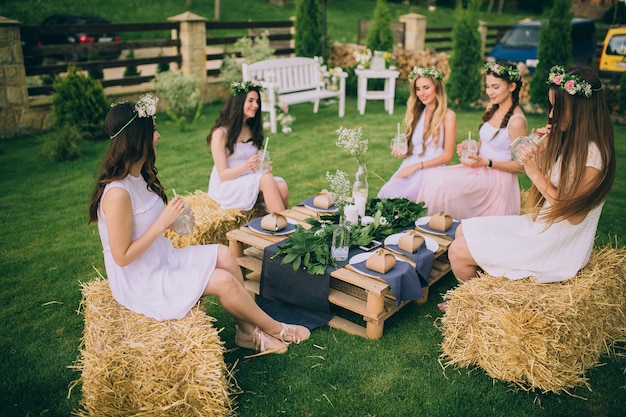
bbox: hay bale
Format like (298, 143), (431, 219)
(71, 278), (233, 416)
(165, 191), (266, 247)
(439, 246), (626, 393)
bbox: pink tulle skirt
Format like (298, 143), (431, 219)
(416, 164), (520, 220)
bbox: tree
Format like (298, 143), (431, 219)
(446, 0), (483, 110)
(295, 0), (323, 57)
(529, 0), (573, 106)
(366, 0), (395, 53)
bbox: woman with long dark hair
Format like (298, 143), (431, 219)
(207, 81), (288, 212)
(89, 95), (309, 354)
(449, 65), (615, 289)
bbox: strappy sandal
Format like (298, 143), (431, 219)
(274, 323), (311, 344)
(235, 326), (288, 354)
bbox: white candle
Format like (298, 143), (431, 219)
(354, 195), (367, 217)
(344, 205), (358, 225)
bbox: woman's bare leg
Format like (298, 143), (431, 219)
(448, 225), (479, 283)
(259, 173), (286, 213)
(439, 225), (479, 312)
(203, 246), (309, 343)
(277, 179), (288, 208)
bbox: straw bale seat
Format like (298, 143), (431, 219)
(71, 278), (232, 416)
(164, 191), (266, 247)
(439, 246), (626, 394)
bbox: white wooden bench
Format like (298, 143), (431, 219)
(242, 57), (347, 133)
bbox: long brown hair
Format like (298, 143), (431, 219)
(206, 86), (264, 154)
(404, 76), (448, 156)
(526, 66), (615, 224)
(88, 102), (166, 224)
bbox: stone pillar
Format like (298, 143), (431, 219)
(0, 16), (29, 138)
(478, 20), (488, 57)
(167, 12), (207, 80)
(399, 13), (427, 52)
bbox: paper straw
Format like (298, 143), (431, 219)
(173, 189), (177, 196)
(397, 123), (400, 138)
(263, 137), (269, 154)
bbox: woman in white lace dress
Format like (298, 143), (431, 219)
(90, 95), (309, 353)
(448, 66), (615, 301)
(208, 81), (288, 212)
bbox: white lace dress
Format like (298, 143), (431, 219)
(462, 142), (603, 283)
(98, 174), (218, 320)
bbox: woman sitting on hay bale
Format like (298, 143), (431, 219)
(447, 65), (615, 301)
(207, 81), (289, 213)
(88, 94), (310, 354)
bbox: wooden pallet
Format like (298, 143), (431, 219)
(226, 207), (452, 339)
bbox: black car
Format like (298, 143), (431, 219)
(39, 13), (122, 61)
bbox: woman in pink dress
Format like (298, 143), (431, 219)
(416, 62), (527, 220)
(377, 66), (456, 201)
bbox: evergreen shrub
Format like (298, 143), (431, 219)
(366, 0), (395, 53)
(618, 71), (626, 115)
(295, 0), (323, 58)
(446, 0), (483, 110)
(220, 32), (275, 84)
(529, 0), (572, 106)
(51, 65), (108, 142)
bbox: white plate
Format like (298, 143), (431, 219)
(348, 252), (405, 279)
(414, 216), (459, 236)
(247, 218), (297, 236)
(383, 232), (438, 253)
(302, 197), (339, 213)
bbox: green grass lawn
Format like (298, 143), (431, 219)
(0, 95), (624, 417)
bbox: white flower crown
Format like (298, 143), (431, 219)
(483, 62), (521, 82)
(409, 66), (444, 81)
(110, 94), (159, 140)
(547, 65), (597, 98)
(230, 80), (265, 96)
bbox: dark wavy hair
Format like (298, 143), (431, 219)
(88, 102), (166, 224)
(206, 86), (264, 154)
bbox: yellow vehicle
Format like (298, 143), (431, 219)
(598, 27), (626, 79)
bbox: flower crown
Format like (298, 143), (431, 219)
(409, 66), (444, 81)
(547, 65), (597, 98)
(483, 62), (521, 82)
(230, 80), (265, 96)
(110, 94), (159, 140)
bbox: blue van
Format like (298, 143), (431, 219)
(487, 18), (597, 73)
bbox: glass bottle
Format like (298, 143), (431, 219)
(352, 163), (369, 217)
(331, 216), (350, 261)
(510, 131), (548, 165)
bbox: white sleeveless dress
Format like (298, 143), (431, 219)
(98, 174), (218, 320)
(462, 142), (604, 283)
(208, 133), (285, 210)
(377, 111), (445, 201)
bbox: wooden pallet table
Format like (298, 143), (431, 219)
(226, 206), (452, 340)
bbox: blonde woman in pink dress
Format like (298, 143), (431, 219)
(416, 62), (527, 220)
(377, 66), (456, 200)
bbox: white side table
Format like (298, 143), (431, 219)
(355, 69), (400, 115)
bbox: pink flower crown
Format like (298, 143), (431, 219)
(547, 65), (598, 98)
(230, 80), (265, 96)
(483, 62), (521, 82)
(409, 66), (444, 81)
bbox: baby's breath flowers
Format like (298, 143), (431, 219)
(326, 170), (352, 212)
(335, 126), (368, 165)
